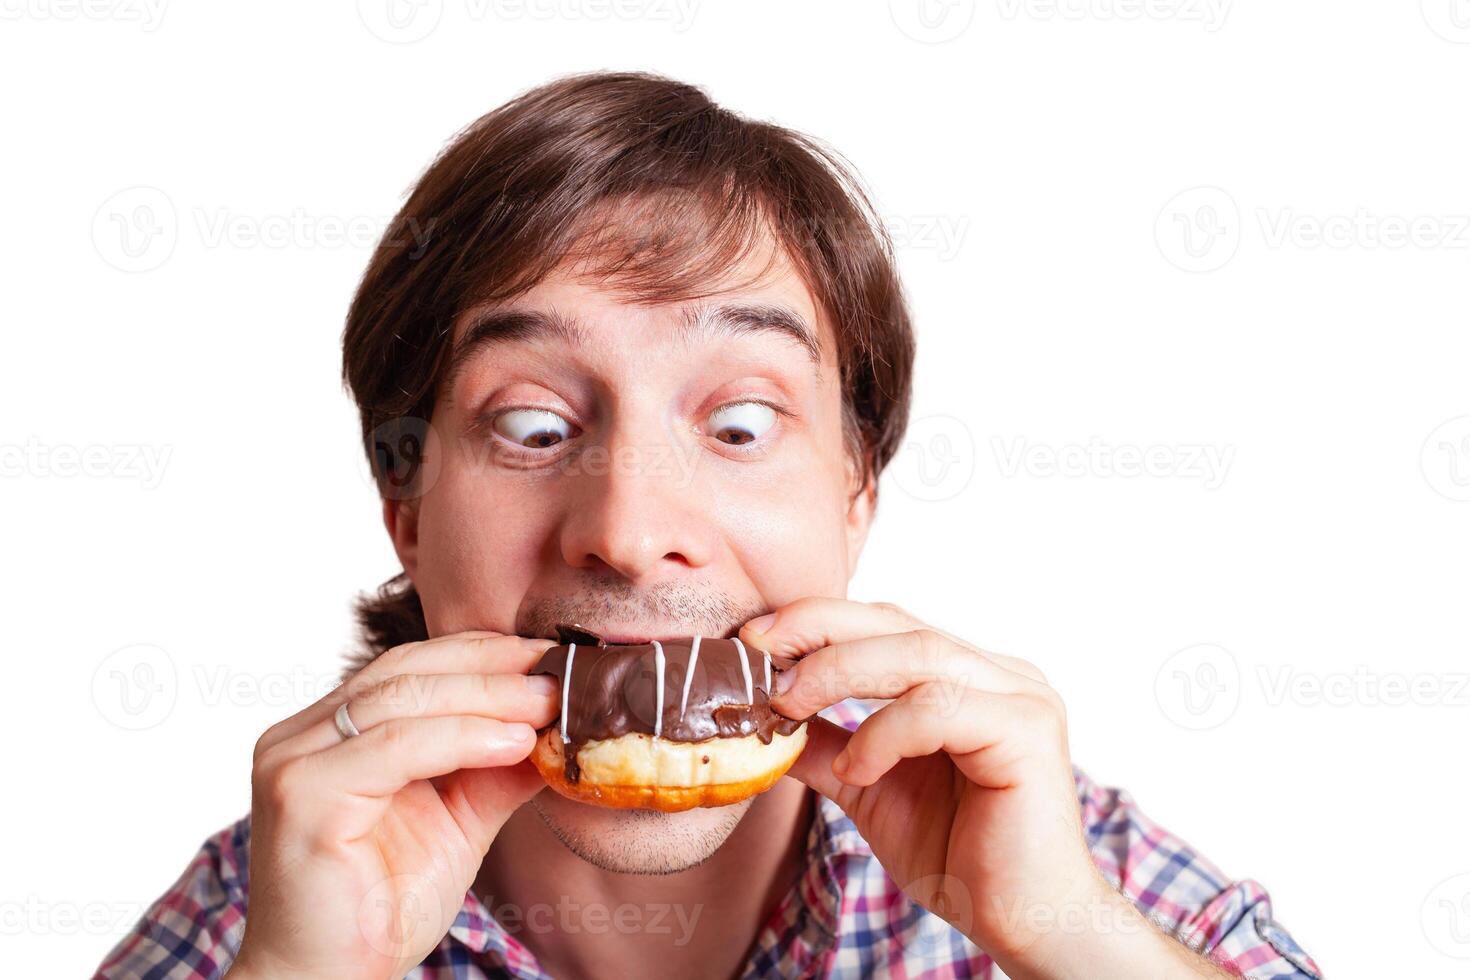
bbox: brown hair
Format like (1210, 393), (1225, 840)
(341, 70), (914, 662)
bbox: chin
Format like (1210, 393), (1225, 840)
(530, 786), (752, 875)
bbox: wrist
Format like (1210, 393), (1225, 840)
(987, 877), (1207, 980)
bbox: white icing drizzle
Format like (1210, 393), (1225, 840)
(763, 650), (772, 694)
(732, 636), (753, 704)
(679, 634), (702, 720)
(652, 640), (665, 739)
(560, 643), (576, 742)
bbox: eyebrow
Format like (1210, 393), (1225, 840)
(445, 300), (821, 391)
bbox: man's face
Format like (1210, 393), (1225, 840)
(389, 231), (873, 873)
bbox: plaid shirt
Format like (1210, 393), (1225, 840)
(96, 700), (1321, 979)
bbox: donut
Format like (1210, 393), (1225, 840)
(528, 625), (807, 812)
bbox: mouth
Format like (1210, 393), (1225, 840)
(542, 623), (741, 646)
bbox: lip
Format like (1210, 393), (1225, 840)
(545, 625), (737, 646)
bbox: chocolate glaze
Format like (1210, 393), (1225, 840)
(531, 624), (802, 784)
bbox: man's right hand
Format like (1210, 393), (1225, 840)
(227, 631), (557, 980)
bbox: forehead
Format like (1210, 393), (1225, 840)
(448, 224), (838, 374)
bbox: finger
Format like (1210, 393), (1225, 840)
(837, 684), (1065, 790)
(783, 716), (855, 804)
(741, 597), (1049, 685)
(771, 629), (1041, 720)
(437, 762), (548, 855)
(320, 715), (535, 796)
(274, 672), (560, 758)
(257, 632), (554, 751)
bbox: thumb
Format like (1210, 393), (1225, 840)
(786, 717), (854, 803)
(439, 760), (546, 855)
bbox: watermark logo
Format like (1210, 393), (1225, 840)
(890, 414), (977, 502)
(1421, 0), (1470, 43)
(92, 644), (178, 731)
(1423, 873), (1470, 959)
(1422, 416), (1470, 502)
(890, 0), (976, 43)
(357, 0), (443, 42)
(1154, 643), (1240, 730)
(359, 874), (444, 960)
(92, 186), (177, 273)
(904, 874), (974, 951)
(1155, 186), (1240, 273)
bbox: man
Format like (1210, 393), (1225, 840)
(98, 71), (1320, 980)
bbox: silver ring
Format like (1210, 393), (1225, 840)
(334, 701), (361, 740)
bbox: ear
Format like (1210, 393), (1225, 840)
(382, 497), (421, 581)
(844, 455), (878, 574)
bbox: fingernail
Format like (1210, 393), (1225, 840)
(745, 613), (776, 636)
(773, 668), (796, 697)
(832, 750), (850, 775)
(525, 674), (558, 696)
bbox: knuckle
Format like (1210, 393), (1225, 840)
(912, 628), (947, 671)
(259, 757), (308, 810)
(376, 717), (413, 749)
(373, 673), (423, 714)
(871, 600), (910, 621)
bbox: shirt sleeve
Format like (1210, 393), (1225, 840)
(93, 816), (251, 980)
(1075, 769), (1323, 979)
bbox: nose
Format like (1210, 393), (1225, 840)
(558, 438), (714, 581)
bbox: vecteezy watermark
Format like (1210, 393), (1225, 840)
(357, 0), (697, 42)
(1257, 208), (1470, 251)
(994, 0), (1230, 31)
(193, 664), (343, 710)
(93, 645), (348, 730)
(1421, 0), (1470, 43)
(92, 187), (436, 272)
(884, 213), (972, 261)
(1155, 186), (1240, 273)
(359, 417), (707, 501)
(889, 414), (978, 503)
(92, 644), (179, 731)
(0, 0), (167, 29)
(0, 896), (148, 937)
(890, 0), (976, 43)
(1421, 416), (1470, 503)
(1157, 648), (1470, 729)
(992, 437), (1234, 489)
(1154, 644), (1241, 730)
(1158, 186), (1470, 272)
(989, 893), (1150, 939)
(486, 896), (704, 945)
(192, 208), (434, 254)
(1257, 665), (1470, 709)
(1423, 872), (1470, 959)
(0, 437), (173, 489)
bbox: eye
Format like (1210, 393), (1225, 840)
(492, 408), (574, 449)
(707, 401), (777, 446)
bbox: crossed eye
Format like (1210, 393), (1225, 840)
(493, 401), (777, 450)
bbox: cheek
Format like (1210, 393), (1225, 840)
(412, 446), (556, 635)
(710, 452), (854, 603)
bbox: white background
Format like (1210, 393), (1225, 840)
(3, 1), (1468, 976)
